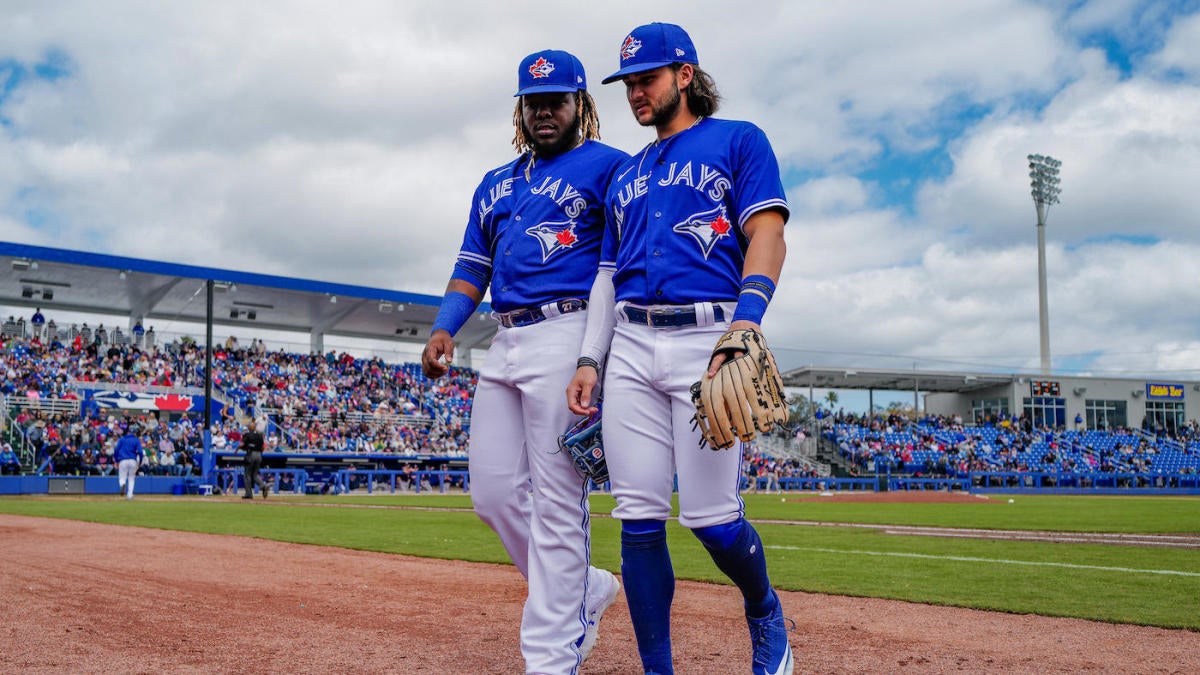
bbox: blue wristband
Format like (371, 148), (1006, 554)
(731, 274), (775, 324)
(431, 291), (477, 336)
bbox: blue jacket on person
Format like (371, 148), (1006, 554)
(113, 433), (144, 463)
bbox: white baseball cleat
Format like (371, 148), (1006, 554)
(578, 568), (621, 662)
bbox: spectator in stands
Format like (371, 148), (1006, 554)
(80, 445), (98, 475)
(157, 440), (178, 475)
(170, 447), (187, 476)
(25, 417), (45, 456)
(226, 425), (243, 451)
(30, 308), (45, 338)
(157, 435), (177, 473)
(211, 426), (228, 450)
(0, 441), (20, 475)
(94, 448), (113, 476)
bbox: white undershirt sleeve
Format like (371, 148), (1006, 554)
(579, 267), (616, 363)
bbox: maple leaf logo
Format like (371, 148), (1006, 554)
(672, 205), (733, 260)
(620, 35), (642, 60)
(155, 394), (194, 412)
(529, 57), (554, 79)
(526, 220), (580, 262)
(710, 215), (731, 235)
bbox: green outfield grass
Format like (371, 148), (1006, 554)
(2, 492), (1198, 629)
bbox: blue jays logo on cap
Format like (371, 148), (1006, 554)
(515, 49), (588, 97)
(620, 35), (642, 60)
(528, 57), (555, 79)
(602, 22), (698, 84)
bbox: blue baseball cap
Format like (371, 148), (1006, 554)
(601, 22), (698, 85)
(514, 49), (587, 97)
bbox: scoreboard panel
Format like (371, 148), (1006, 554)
(1030, 380), (1061, 397)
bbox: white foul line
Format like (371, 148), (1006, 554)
(766, 545), (1200, 577)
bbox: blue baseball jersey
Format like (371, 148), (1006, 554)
(602, 118), (789, 305)
(113, 434), (143, 463)
(452, 140), (631, 313)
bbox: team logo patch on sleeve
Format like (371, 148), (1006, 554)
(525, 220), (579, 262)
(620, 35), (642, 60)
(528, 57), (555, 79)
(672, 205), (732, 260)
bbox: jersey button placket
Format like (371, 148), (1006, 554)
(646, 199), (663, 304)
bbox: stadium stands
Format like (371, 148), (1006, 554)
(1, 312), (476, 478)
(823, 411), (1200, 489)
(5, 311), (1199, 493)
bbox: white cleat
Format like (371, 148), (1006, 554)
(578, 568), (621, 662)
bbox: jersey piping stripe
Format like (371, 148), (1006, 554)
(456, 251), (492, 267)
(736, 199), (790, 227)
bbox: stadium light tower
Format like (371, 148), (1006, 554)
(1028, 153), (1062, 375)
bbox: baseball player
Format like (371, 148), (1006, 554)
(566, 23), (793, 675)
(421, 49), (629, 674)
(113, 423), (145, 500)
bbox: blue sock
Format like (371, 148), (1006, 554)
(692, 519), (776, 617)
(621, 519), (674, 674)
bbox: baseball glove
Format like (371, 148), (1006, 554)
(690, 328), (789, 450)
(558, 407), (608, 485)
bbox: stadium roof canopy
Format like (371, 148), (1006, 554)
(782, 366), (1015, 394)
(0, 241), (498, 354)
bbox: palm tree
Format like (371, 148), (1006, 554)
(823, 391), (839, 410)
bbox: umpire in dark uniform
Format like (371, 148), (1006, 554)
(239, 418), (268, 499)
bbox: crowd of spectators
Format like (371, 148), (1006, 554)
(11, 409), (198, 477)
(824, 410), (1200, 478)
(741, 442), (819, 493)
(194, 336), (474, 455)
(9, 310), (1200, 483)
(1, 312), (479, 472)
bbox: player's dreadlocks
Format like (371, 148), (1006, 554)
(511, 90), (602, 155)
(674, 63), (721, 117)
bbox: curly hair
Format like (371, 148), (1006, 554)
(511, 90), (601, 155)
(675, 63), (721, 117)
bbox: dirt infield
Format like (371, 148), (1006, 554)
(2, 514), (1198, 674)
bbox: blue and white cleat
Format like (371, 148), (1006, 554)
(747, 590), (793, 675)
(578, 568), (621, 662)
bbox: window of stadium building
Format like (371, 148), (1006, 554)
(1022, 396), (1065, 429)
(1143, 400), (1186, 435)
(1084, 399), (1126, 431)
(971, 398), (1009, 425)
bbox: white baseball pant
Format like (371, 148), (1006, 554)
(467, 310), (597, 674)
(117, 458), (139, 498)
(602, 308), (745, 529)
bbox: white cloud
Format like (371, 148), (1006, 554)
(3, 1), (1200, 388)
(1153, 10), (1200, 77)
(917, 51), (1200, 247)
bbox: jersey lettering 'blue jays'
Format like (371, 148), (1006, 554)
(452, 140), (630, 313)
(601, 118), (789, 305)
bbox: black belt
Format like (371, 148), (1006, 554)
(623, 305), (726, 328)
(496, 298), (587, 328)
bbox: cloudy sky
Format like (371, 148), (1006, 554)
(3, 0), (1200, 386)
